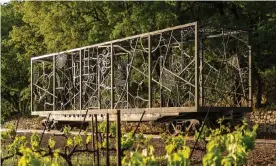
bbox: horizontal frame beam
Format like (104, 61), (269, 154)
(32, 106), (252, 116)
(31, 22), (197, 61)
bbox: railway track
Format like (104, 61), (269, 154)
(1, 128), (276, 144)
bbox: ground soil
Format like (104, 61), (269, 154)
(2, 116), (44, 130)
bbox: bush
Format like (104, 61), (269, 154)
(261, 66), (276, 107)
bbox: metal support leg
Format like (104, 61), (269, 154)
(248, 45), (252, 107)
(95, 114), (100, 166)
(116, 110), (121, 166)
(91, 115), (95, 164)
(106, 113), (110, 166)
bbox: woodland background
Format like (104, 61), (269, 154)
(1, 1), (276, 122)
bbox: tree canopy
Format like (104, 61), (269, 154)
(1, 1), (276, 121)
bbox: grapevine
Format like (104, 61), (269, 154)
(1, 118), (258, 166)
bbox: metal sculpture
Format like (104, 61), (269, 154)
(31, 22), (251, 123)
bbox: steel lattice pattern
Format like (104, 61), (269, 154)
(199, 29), (250, 107)
(31, 22), (251, 112)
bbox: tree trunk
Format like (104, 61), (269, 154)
(254, 47), (262, 108)
(255, 70), (262, 108)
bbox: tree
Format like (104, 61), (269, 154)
(1, 2), (29, 121)
(1, 1), (276, 120)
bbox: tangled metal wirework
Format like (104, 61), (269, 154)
(31, 23), (251, 112)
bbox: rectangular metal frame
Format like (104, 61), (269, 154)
(31, 21), (252, 118)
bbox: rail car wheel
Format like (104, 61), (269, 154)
(166, 119), (200, 136)
(185, 119), (200, 135)
(166, 121), (181, 136)
(55, 123), (64, 132)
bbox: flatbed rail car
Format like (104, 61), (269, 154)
(31, 22), (252, 134)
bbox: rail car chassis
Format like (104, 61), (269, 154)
(31, 22), (252, 134)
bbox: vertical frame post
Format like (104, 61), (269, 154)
(116, 110), (121, 166)
(199, 41), (204, 107)
(97, 47), (101, 109)
(87, 49), (90, 78)
(72, 54), (75, 110)
(91, 115), (96, 164)
(194, 22), (199, 110)
(160, 53), (163, 107)
(248, 31), (252, 108)
(106, 113), (110, 166)
(148, 35), (152, 108)
(79, 50), (82, 110)
(127, 53), (129, 108)
(95, 114), (100, 165)
(53, 56), (56, 111)
(31, 59), (33, 112)
(111, 43), (114, 109)
(249, 45), (252, 107)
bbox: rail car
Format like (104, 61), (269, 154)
(31, 22), (252, 135)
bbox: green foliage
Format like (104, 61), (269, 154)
(63, 125), (84, 148)
(163, 135), (190, 166)
(86, 135), (92, 144)
(18, 147), (60, 166)
(122, 134), (157, 166)
(48, 137), (56, 149)
(2, 119), (259, 166)
(8, 136), (27, 155)
(63, 125), (71, 137)
(122, 133), (191, 166)
(98, 120), (116, 136)
(260, 66), (276, 106)
(121, 132), (135, 149)
(1, 2), (30, 120)
(1, 123), (16, 140)
(30, 132), (41, 151)
(194, 125), (210, 142)
(1, 99), (14, 123)
(1, 1), (276, 120)
(1, 123), (91, 166)
(202, 119), (258, 166)
(73, 135), (83, 147)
